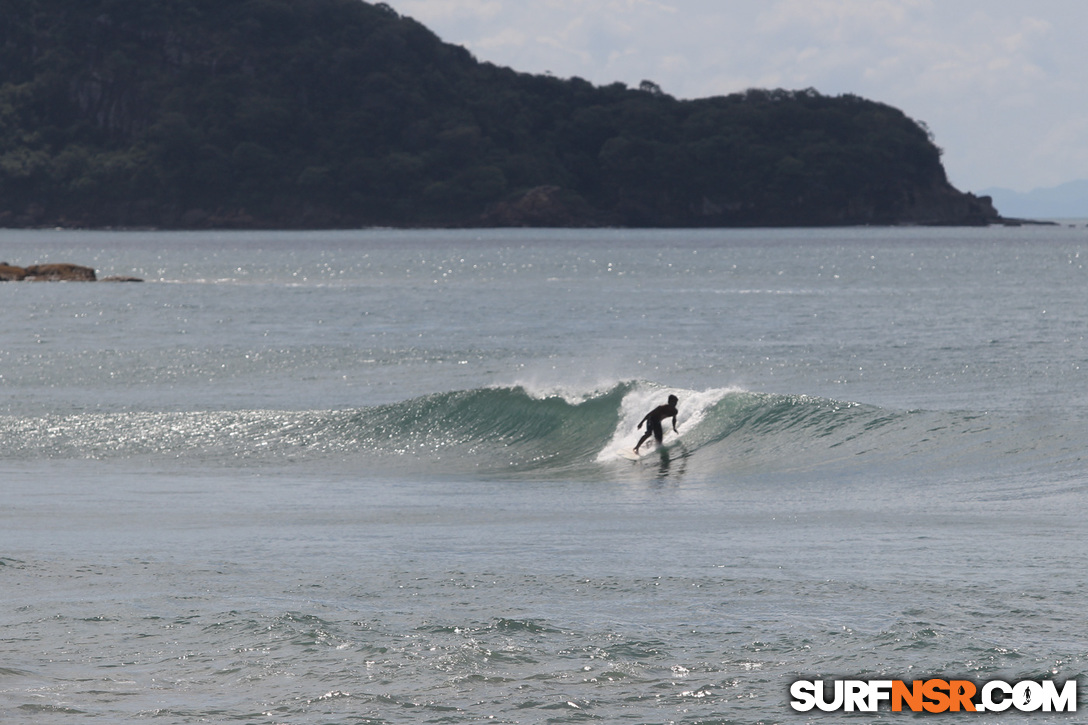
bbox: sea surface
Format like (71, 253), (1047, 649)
(1, 226), (1085, 723)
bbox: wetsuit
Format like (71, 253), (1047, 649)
(635, 399), (679, 452)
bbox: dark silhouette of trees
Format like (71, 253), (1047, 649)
(0, 0), (993, 228)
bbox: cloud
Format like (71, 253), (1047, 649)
(474, 27), (528, 54)
(755, 0), (924, 40)
(394, 0), (504, 23)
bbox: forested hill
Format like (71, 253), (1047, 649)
(0, 0), (1000, 229)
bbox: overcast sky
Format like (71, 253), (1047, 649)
(382, 0), (1088, 194)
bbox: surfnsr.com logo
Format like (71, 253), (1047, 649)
(790, 679), (1078, 713)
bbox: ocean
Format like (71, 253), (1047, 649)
(1, 226), (1085, 723)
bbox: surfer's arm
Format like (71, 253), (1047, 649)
(637, 414), (648, 429)
(671, 414), (678, 433)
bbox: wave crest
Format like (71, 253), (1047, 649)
(2, 383), (1068, 480)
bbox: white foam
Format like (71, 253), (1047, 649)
(597, 384), (740, 462)
(499, 377), (623, 405)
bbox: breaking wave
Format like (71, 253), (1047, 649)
(1, 382), (1079, 481)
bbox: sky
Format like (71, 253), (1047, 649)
(381, 0), (1088, 195)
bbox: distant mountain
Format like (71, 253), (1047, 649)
(980, 181), (1088, 220)
(0, 0), (999, 229)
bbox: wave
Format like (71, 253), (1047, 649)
(1, 382), (1080, 481)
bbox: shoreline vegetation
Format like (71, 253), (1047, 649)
(0, 0), (1026, 231)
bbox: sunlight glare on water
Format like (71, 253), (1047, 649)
(1, 227), (1086, 723)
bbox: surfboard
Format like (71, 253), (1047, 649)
(616, 437), (684, 462)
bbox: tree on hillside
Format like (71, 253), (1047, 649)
(0, 0), (995, 228)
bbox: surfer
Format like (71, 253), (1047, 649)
(634, 394), (679, 453)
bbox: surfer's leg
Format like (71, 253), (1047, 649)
(634, 429), (652, 452)
(651, 418), (664, 445)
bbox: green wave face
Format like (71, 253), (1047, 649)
(5, 382), (1065, 482)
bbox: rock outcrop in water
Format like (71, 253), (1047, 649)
(0, 263), (96, 281)
(0, 0), (1005, 229)
(0, 263), (142, 282)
